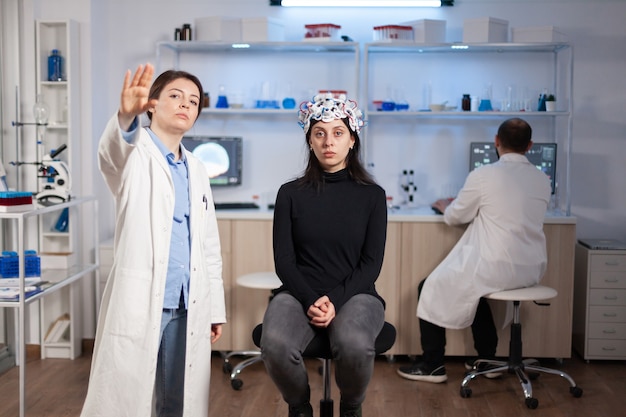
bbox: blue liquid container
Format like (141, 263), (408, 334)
(48, 49), (64, 81)
(54, 208), (69, 232)
(478, 99), (493, 111)
(282, 97), (296, 109)
(215, 95), (229, 108)
(537, 93), (547, 111)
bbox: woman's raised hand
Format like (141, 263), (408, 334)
(118, 63), (155, 130)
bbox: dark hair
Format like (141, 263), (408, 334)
(146, 70), (204, 121)
(497, 118), (532, 153)
(298, 118), (376, 190)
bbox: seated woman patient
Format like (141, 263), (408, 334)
(261, 93), (388, 417)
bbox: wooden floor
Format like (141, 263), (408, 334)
(0, 351), (624, 417)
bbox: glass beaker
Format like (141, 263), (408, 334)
(216, 85), (229, 108)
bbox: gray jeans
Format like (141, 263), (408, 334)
(261, 292), (384, 408)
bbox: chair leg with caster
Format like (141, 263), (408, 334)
(460, 289), (583, 409)
(222, 350), (263, 390)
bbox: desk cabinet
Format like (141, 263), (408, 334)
(398, 222), (575, 359)
(573, 244), (626, 360)
(221, 217), (575, 358)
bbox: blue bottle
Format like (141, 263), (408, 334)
(54, 208), (69, 232)
(48, 49), (64, 81)
(537, 93), (547, 111)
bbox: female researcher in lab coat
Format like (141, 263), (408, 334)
(81, 63), (226, 417)
(397, 118), (551, 383)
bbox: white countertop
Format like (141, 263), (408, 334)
(214, 206), (576, 224)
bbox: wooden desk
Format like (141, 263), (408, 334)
(215, 212), (576, 358)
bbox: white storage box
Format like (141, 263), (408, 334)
(195, 17), (242, 42)
(463, 17), (509, 43)
(404, 19), (446, 43)
(40, 252), (77, 269)
(242, 17), (285, 42)
(511, 26), (567, 43)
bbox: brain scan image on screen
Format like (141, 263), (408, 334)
(193, 142), (230, 178)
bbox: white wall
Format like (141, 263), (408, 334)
(6, 0), (626, 339)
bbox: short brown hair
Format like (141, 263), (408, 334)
(497, 118), (532, 152)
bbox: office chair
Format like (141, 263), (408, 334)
(253, 321), (396, 417)
(460, 285), (583, 409)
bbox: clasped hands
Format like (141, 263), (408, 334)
(307, 295), (335, 328)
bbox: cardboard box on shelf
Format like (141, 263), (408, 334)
(511, 26), (567, 43)
(463, 17), (509, 43)
(39, 252), (76, 270)
(195, 16), (242, 42)
(242, 17), (285, 42)
(404, 19), (446, 43)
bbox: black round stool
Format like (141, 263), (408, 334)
(252, 321), (396, 417)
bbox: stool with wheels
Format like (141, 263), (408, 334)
(223, 271), (281, 390)
(253, 321), (396, 417)
(460, 285), (583, 409)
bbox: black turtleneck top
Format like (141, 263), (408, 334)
(272, 168), (388, 313)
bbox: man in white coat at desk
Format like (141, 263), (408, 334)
(398, 118), (551, 383)
(81, 64), (226, 416)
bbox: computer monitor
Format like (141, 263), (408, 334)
(469, 142), (557, 194)
(182, 136), (243, 186)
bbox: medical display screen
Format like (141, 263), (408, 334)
(182, 136), (243, 186)
(469, 142), (557, 194)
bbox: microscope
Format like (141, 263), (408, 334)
(10, 144), (71, 206)
(400, 169), (417, 207)
(36, 144), (71, 205)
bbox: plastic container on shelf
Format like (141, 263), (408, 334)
(0, 250), (41, 278)
(373, 25), (413, 42)
(304, 24), (341, 41)
(181, 23), (192, 41)
(318, 89), (347, 99)
(47, 49), (64, 81)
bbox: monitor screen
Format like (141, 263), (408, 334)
(469, 142), (557, 194)
(182, 136), (242, 186)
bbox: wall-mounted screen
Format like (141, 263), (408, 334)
(469, 142), (557, 194)
(182, 136), (242, 186)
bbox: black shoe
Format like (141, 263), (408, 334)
(340, 403), (362, 417)
(464, 358), (503, 379)
(289, 402), (313, 417)
(397, 361), (447, 383)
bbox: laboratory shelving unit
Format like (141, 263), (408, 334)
(34, 19), (81, 257)
(0, 196), (99, 417)
(362, 41), (573, 215)
(155, 40), (361, 117)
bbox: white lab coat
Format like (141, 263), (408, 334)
(417, 153), (551, 329)
(81, 114), (226, 417)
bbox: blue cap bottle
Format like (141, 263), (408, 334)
(48, 49), (64, 81)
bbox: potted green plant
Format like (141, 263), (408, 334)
(545, 94), (556, 111)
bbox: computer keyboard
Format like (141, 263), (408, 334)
(214, 202), (260, 210)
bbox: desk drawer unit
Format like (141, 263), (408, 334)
(573, 244), (626, 360)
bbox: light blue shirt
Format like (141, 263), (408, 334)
(122, 120), (191, 309)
